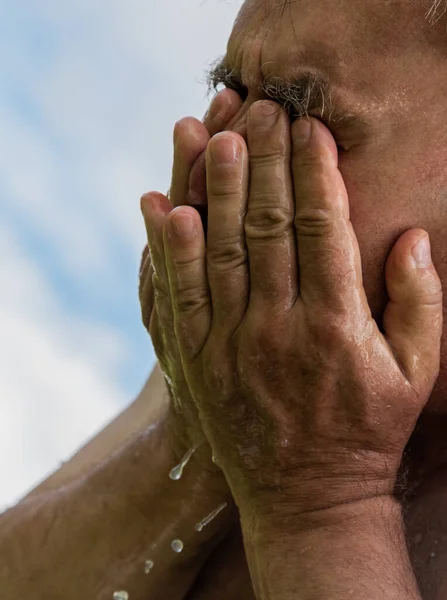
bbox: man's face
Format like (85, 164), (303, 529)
(219, 0), (447, 411)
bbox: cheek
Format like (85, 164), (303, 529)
(341, 152), (434, 321)
(342, 151), (447, 413)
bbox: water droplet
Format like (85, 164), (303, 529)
(169, 448), (196, 481)
(195, 503), (227, 532)
(414, 533), (423, 544)
(162, 370), (173, 390)
(431, 552), (437, 559)
(171, 540), (183, 554)
(113, 592), (129, 600)
(171, 539), (184, 553)
(280, 439), (289, 448)
(144, 559), (154, 574)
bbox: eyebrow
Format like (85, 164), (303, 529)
(206, 58), (367, 133)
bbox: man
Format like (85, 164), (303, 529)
(1, 0), (447, 597)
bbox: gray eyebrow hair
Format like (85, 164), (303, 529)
(205, 58), (365, 131)
(206, 58), (333, 118)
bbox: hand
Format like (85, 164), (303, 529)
(139, 89), (243, 470)
(161, 100), (443, 524)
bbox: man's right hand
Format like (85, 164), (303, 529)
(139, 89), (243, 473)
(139, 89), (257, 600)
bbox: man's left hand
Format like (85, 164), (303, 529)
(159, 100), (443, 527)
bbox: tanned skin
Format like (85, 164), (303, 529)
(3, 0), (447, 597)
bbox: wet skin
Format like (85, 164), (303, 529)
(140, 1), (447, 597)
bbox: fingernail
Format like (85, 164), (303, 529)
(172, 211), (196, 237)
(294, 118), (312, 147)
(250, 101), (279, 130)
(211, 135), (241, 165)
(412, 235), (432, 269)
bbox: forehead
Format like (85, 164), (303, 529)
(227, 0), (443, 102)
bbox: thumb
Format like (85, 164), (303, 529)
(384, 229), (443, 392)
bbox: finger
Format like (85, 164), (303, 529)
(140, 192), (175, 333)
(205, 131), (249, 330)
(384, 229), (443, 391)
(244, 101), (297, 310)
(292, 117), (363, 310)
(186, 89), (244, 208)
(138, 244), (154, 331)
(203, 88), (243, 136)
(170, 117), (210, 208)
(163, 207), (211, 360)
(171, 90), (243, 208)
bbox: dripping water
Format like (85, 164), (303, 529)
(195, 503), (228, 532)
(171, 539), (184, 553)
(169, 447), (197, 481)
(144, 559), (154, 574)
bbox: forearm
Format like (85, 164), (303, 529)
(0, 371), (234, 599)
(240, 497), (421, 600)
(27, 364), (168, 496)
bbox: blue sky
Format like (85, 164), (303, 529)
(0, 0), (242, 508)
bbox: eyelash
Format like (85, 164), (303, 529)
(214, 78), (346, 152)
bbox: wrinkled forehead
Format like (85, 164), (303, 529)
(228, 0), (444, 85)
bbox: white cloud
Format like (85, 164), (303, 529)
(0, 225), (128, 507)
(0, 0), (242, 507)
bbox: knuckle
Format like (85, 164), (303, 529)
(171, 253), (201, 269)
(249, 144), (286, 167)
(207, 236), (247, 270)
(416, 289), (443, 307)
(175, 285), (209, 315)
(294, 207), (336, 238)
(245, 203), (293, 240)
(208, 177), (242, 199)
(293, 150), (327, 171)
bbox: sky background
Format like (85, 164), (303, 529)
(0, 0), (243, 510)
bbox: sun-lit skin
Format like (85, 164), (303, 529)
(140, 1), (447, 598)
(222, 0), (447, 415)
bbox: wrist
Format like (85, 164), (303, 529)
(240, 497), (420, 600)
(234, 461), (398, 535)
(241, 494), (402, 544)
